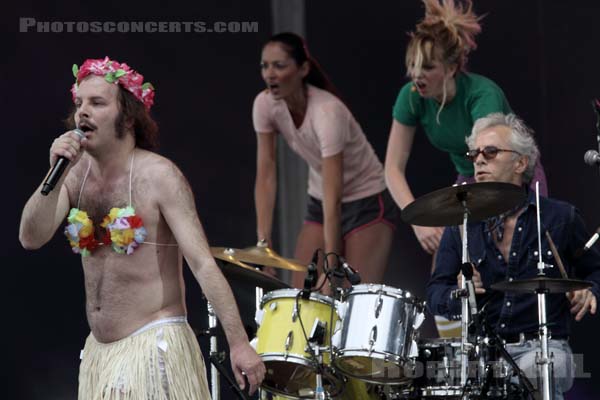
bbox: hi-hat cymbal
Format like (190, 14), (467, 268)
(401, 182), (526, 227)
(211, 246), (307, 272)
(215, 258), (289, 292)
(491, 277), (592, 294)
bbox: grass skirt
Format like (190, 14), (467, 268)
(78, 317), (211, 399)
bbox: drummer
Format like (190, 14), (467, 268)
(426, 113), (600, 399)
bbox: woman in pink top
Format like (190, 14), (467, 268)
(253, 33), (397, 290)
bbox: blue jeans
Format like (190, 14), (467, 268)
(505, 339), (574, 400)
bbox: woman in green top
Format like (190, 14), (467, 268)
(385, 0), (547, 254)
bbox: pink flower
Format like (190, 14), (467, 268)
(71, 57), (155, 110)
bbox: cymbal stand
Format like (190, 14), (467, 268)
(457, 192), (474, 396)
(253, 268), (264, 399)
(209, 353), (250, 400)
(207, 301), (221, 400)
(534, 181), (554, 400)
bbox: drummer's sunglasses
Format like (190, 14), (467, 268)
(465, 146), (521, 162)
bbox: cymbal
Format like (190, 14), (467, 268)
(214, 258), (289, 292)
(211, 246), (307, 272)
(401, 182), (526, 227)
(491, 277), (592, 294)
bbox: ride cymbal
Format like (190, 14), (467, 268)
(402, 182), (526, 227)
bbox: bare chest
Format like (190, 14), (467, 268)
(70, 174), (158, 235)
(81, 178), (129, 216)
(494, 218), (517, 263)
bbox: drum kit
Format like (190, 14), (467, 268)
(207, 182), (592, 400)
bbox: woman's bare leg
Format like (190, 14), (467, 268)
(343, 222), (394, 285)
(292, 223), (325, 289)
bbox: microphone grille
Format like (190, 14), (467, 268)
(584, 149), (599, 166)
(73, 128), (85, 141)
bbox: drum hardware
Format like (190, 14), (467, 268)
(471, 301), (536, 399)
(309, 338), (328, 400)
(207, 301), (221, 400)
(457, 190), (475, 396)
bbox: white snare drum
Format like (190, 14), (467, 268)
(332, 284), (425, 384)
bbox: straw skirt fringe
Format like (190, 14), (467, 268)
(78, 321), (211, 399)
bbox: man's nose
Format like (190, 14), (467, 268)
(475, 152), (487, 165)
(76, 103), (90, 121)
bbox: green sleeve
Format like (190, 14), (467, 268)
(469, 84), (512, 121)
(392, 82), (419, 126)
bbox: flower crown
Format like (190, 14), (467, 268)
(70, 57), (155, 110)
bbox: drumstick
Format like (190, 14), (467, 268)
(545, 231), (568, 279)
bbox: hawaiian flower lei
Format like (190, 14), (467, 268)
(70, 57), (155, 110)
(100, 206), (148, 255)
(65, 209), (101, 257)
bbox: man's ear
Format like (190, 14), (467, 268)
(515, 155), (529, 175)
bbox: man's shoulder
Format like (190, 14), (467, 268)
(136, 150), (184, 182)
(539, 195), (576, 220)
(541, 195), (574, 210)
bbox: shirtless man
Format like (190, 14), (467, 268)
(19, 57), (265, 399)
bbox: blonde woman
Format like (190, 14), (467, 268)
(385, 0), (547, 255)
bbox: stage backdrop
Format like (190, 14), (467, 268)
(5, 0), (600, 398)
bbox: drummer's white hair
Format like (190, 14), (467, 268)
(467, 113), (539, 183)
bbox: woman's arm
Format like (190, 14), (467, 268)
(385, 119), (443, 254)
(254, 131), (277, 245)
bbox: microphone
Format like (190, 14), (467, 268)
(584, 150), (600, 166)
(588, 98), (600, 170)
(338, 257), (361, 285)
(301, 249), (319, 299)
(575, 227), (600, 257)
(41, 129), (85, 196)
